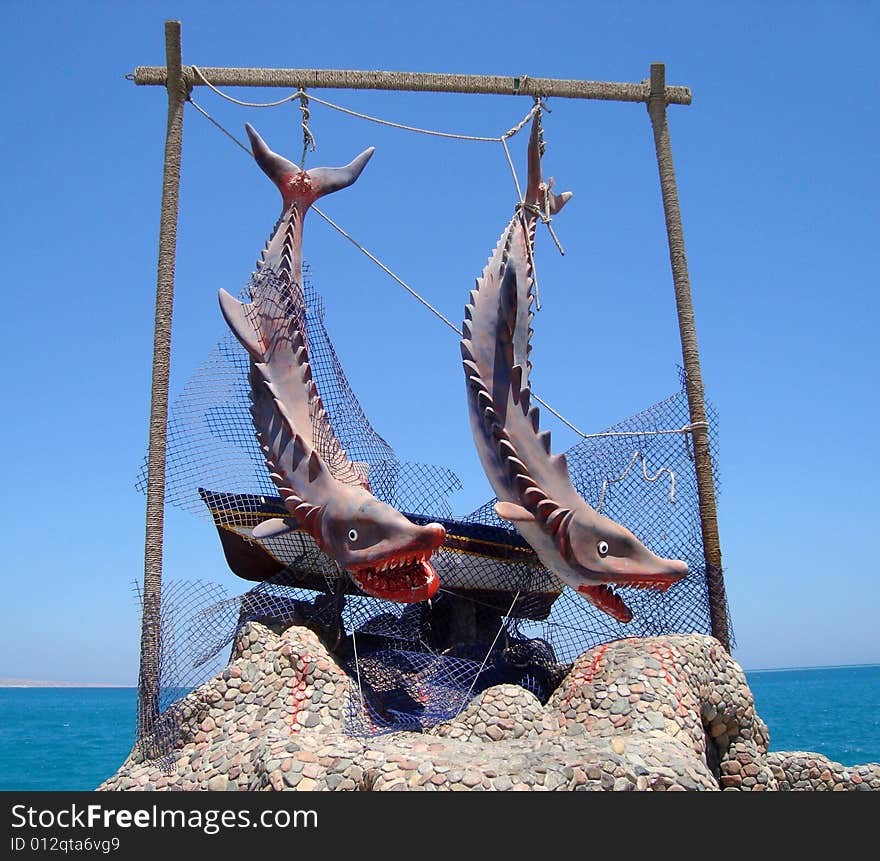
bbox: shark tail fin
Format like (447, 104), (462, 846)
(245, 122), (374, 206)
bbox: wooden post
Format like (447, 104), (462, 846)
(137, 20), (190, 746)
(647, 63), (730, 650)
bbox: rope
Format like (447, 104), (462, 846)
(581, 420), (708, 441)
(310, 205), (632, 443)
(502, 134), (544, 311)
(501, 101), (568, 309)
(310, 208), (462, 332)
(597, 451), (676, 513)
(185, 97), (705, 446)
(349, 601), (366, 726)
(188, 96), (253, 155)
(191, 65), (303, 107)
(456, 589), (522, 731)
(298, 90), (316, 168)
(191, 65), (538, 143)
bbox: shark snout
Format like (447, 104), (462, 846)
(346, 519), (446, 605)
(418, 522), (447, 551)
(599, 553), (688, 587)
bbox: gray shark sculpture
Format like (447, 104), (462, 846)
(219, 125), (445, 603)
(461, 114), (688, 622)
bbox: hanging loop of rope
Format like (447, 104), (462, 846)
(191, 65), (537, 144)
(296, 88), (317, 168)
(596, 452), (677, 513)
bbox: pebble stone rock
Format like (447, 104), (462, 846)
(99, 623), (880, 792)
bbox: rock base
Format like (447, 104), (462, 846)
(99, 624), (879, 791)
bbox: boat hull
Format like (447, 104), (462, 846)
(199, 489), (563, 620)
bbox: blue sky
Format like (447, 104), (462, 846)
(1, 1), (877, 683)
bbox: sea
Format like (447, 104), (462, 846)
(1, 664), (877, 791)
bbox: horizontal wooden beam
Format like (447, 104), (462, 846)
(130, 66), (692, 106)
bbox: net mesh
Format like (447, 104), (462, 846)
(134, 266), (730, 755)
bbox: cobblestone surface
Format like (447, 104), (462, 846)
(98, 624), (878, 792)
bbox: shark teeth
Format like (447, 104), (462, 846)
(624, 580), (674, 592)
(349, 552), (440, 603)
(363, 551), (432, 574)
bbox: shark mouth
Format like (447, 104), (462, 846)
(578, 575), (681, 624)
(348, 551), (440, 604)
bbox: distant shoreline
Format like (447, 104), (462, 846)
(744, 662), (880, 674)
(0, 680), (135, 689)
(2, 663), (878, 688)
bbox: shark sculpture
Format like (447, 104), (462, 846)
(461, 113), (688, 622)
(219, 125), (445, 604)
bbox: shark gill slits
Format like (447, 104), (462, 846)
(557, 525), (572, 560)
(546, 507), (571, 536)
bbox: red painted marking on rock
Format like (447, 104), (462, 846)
(557, 644), (609, 724)
(583, 644), (608, 683)
(289, 654), (313, 734)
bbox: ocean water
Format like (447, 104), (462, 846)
(1, 664), (877, 791)
(746, 664), (880, 768)
(0, 688), (137, 792)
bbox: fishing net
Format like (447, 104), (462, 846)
(133, 260), (729, 755)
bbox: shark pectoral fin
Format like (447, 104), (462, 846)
(495, 501), (536, 523)
(252, 517), (298, 539)
(219, 289), (263, 360)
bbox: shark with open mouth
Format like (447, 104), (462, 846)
(460, 113), (688, 622)
(218, 124), (445, 603)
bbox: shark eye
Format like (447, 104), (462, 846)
(348, 529), (358, 543)
(597, 540), (609, 557)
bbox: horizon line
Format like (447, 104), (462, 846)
(743, 661), (880, 674)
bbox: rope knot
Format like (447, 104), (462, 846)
(297, 88), (317, 168)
